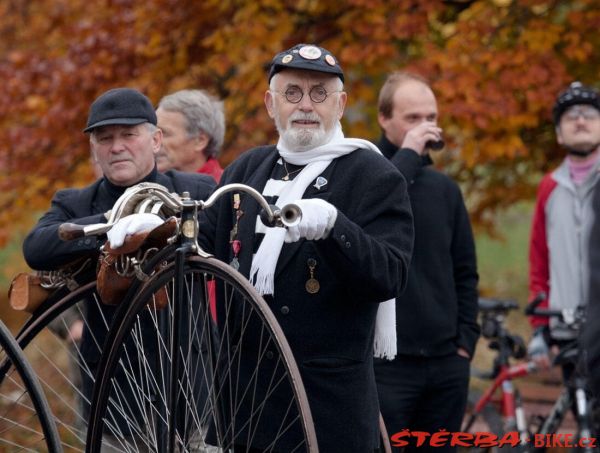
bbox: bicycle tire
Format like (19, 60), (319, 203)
(87, 254), (318, 452)
(0, 318), (62, 452)
(1, 281), (122, 451)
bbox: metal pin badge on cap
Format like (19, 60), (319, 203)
(325, 55), (336, 66)
(268, 43), (345, 83)
(298, 45), (322, 60)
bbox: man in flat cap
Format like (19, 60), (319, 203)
(23, 87), (215, 448)
(109, 44), (414, 451)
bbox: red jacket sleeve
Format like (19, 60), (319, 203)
(528, 173), (557, 328)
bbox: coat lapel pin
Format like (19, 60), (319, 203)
(313, 176), (327, 191)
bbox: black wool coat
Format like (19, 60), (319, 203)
(379, 135), (480, 358)
(198, 145), (414, 452)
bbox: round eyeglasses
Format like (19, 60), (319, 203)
(272, 85), (342, 104)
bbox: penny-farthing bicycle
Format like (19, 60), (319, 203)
(57, 183), (317, 452)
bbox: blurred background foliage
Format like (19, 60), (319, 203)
(1, 0), (599, 312)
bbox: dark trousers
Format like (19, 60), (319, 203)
(374, 353), (470, 453)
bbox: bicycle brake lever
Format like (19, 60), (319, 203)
(524, 292), (547, 316)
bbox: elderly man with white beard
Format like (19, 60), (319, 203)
(107, 43), (414, 452)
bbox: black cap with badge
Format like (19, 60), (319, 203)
(268, 44), (344, 83)
(84, 87), (157, 133)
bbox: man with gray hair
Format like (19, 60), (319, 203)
(156, 89), (225, 182)
(107, 44), (414, 451)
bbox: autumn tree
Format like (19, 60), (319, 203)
(1, 0), (599, 245)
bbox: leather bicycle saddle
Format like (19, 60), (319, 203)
(97, 217), (178, 308)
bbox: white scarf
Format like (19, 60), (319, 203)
(250, 123), (397, 360)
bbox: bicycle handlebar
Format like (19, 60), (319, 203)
(58, 222), (112, 241)
(478, 297), (519, 313)
(58, 183), (302, 241)
(524, 291), (585, 327)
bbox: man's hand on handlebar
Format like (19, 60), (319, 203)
(107, 213), (164, 249)
(284, 199), (337, 243)
(527, 326), (552, 370)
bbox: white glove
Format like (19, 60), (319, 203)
(527, 328), (550, 360)
(107, 213), (164, 248)
(284, 198), (337, 243)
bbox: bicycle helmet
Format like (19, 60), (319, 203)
(552, 81), (600, 125)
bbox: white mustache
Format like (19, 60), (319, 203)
(288, 112), (321, 123)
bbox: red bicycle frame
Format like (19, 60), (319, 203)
(473, 362), (535, 417)
(465, 361), (537, 438)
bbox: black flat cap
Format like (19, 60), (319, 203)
(84, 88), (157, 132)
(268, 44), (344, 83)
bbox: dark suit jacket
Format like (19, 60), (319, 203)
(23, 168), (215, 365)
(198, 145), (414, 452)
(24, 169), (215, 270)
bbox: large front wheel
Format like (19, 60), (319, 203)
(86, 255), (318, 452)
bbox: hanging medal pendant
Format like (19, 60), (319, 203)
(305, 258), (320, 294)
(305, 278), (320, 294)
(229, 224), (238, 242)
(229, 194), (244, 271)
(230, 239), (241, 271)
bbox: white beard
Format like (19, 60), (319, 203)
(275, 111), (337, 152)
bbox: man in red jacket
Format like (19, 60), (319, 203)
(527, 82), (600, 368)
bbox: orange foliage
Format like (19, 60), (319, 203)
(1, 0), (600, 244)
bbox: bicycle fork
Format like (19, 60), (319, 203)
(502, 380), (530, 445)
(514, 388), (529, 446)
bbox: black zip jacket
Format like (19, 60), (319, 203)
(379, 135), (480, 357)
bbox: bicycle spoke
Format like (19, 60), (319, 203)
(87, 256), (317, 452)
